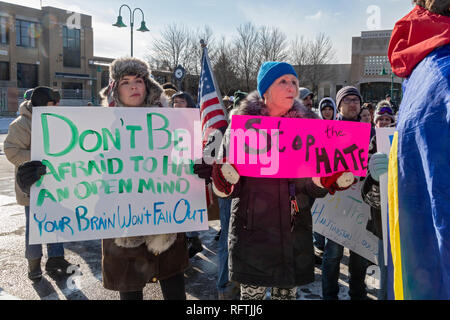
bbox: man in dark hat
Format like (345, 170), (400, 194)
(4, 86), (72, 281)
(299, 87), (314, 110)
(321, 85), (370, 300)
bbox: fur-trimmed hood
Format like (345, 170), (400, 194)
(236, 91), (318, 119)
(99, 57), (169, 108)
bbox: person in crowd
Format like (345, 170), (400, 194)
(170, 90), (205, 258)
(359, 106), (375, 138)
(299, 87), (314, 110)
(362, 103), (375, 123)
(209, 62), (357, 300)
(222, 96), (234, 111)
(171, 91), (196, 109)
(384, 94), (397, 114)
(359, 106), (372, 124)
(15, 58), (188, 300)
(386, 0), (449, 299)
(314, 97), (338, 264)
(98, 57), (188, 300)
(318, 97), (337, 120)
(4, 86), (73, 281)
(23, 88), (34, 101)
(321, 86), (370, 300)
(215, 89), (248, 300)
(162, 82), (178, 100)
(361, 102), (396, 300)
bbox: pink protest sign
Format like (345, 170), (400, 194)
(228, 115), (371, 178)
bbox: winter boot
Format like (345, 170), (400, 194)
(45, 256), (73, 274)
(27, 258), (42, 280)
(187, 236), (203, 258)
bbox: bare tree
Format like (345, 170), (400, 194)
(186, 25), (215, 75)
(213, 36), (240, 96)
(258, 26), (288, 62)
(234, 22), (259, 91)
(289, 35), (310, 67)
(149, 23), (190, 71)
(290, 33), (335, 97)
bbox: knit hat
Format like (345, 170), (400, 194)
(30, 86), (59, 107)
(299, 87), (313, 100)
(257, 62), (298, 97)
(336, 86), (362, 110)
(233, 90), (248, 109)
(99, 57), (168, 108)
(24, 88), (34, 101)
(373, 100), (395, 123)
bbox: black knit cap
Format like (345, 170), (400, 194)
(31, 86), (59, 107)
(336, 86), (362, 110)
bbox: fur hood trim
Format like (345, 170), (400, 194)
(99, 57), (169, 108)
(236, 91), (318, 119)
(114, 233), (177, 255)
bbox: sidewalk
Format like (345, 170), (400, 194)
(0, 117), (15, 134)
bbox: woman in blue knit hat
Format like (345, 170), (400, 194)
(207, 61), (357, 300)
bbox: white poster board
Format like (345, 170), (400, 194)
(312, 180), (379, 264)
(375, 127), (396, 266)
(29, 107), (207, 244)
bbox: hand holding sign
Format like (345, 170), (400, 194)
(17, 160), (47, 194)
(319, 171), (358, 194)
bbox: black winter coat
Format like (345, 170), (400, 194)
(219, 92), (329, 287)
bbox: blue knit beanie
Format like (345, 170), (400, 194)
(257, 62), (298, 98)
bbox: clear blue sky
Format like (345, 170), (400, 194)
(4, 0), (413, 63)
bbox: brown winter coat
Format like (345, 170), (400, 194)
(100, 57), (188, 292)
(4, 100), (33, 206)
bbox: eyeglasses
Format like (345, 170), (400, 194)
(342, 97), (360, 104)
(378, 106), (394, 115)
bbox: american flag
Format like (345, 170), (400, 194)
(197, 46), (229, 142)
(197, 45), (229, 207)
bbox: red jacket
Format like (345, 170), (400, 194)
(388, 5), (450, 78)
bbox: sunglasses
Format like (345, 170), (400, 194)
(378, 106), (393, 115)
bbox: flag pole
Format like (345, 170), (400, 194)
(199, 40), (228, 121)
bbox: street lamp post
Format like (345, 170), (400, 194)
(380, 65), (395, 99)
(112, 4), (149, 57)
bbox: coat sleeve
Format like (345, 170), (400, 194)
(361, 174), (381, 210)
(211, 123), (242, 199)
(360, 134), (381, 210)
(3, 117), (31, 167)
(294, 178), (328, 200)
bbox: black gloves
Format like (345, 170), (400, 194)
(193, 159), (213, 184)
(17, 160), (47, 194)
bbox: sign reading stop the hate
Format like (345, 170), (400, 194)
(228, 115), (371, 178)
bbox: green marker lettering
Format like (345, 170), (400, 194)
(41, 113), (78, 157)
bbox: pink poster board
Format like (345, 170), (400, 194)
(229, 115), (371, 178)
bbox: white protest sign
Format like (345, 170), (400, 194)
(312, 180), (379, 264)
(375, 127), (396, 266)
(29, 107), (207, 244)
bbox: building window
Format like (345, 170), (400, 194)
(323, 85), (330, 97)
(62, 82), (83, 99)
(0, 16), (10, 44)
(63, 26), (81, 68)
(17, 63), (38, 88)
(364, 56), (390, 76)
(15, 20), (39, 48)
(0, 61), (9, 80)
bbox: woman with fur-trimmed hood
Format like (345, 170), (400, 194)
(99, 57), (188, 300)
(207, 62), (357, 300)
